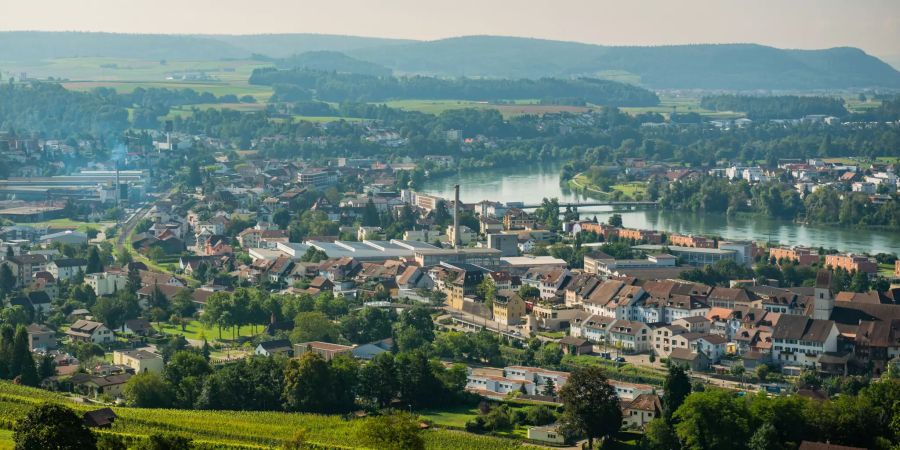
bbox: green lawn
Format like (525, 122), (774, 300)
(419, 405), (479, 428)
(611, 182), (647, 197)
(158, 319), (260, 342)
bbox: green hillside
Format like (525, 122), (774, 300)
(0, 382), (529, 449)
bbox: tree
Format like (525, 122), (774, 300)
(136, 433), (192, 450)
(165, 351), (212, 408)
(748, 422), (783, 450)
(642, 418), (679, 450)
(756, 364), (770, 383)
(0, 264), (15, 296)
(542, 379), (556, 397)
(357, 411), (424, 450)
(14, 403), (96, 450)
(358, 352), (397, 408)
(363, 198), (380, 227)
(126, 265), (142, 294)
(673, 389), (751, 450)
(558, 366), (622, 449)
(283, 352), (336, 413)
(273, 208), (292, 230)
(396, 350), (445, 409)
(608, 213), (623, 228)
(393, 307), (434, 352)
(86, 246), (103, 274)
(663, 365), (692, 422)
(10, 326), (38, 385)
(848, 270), (870, 293)
(290, 311), (339, 343)
(124, 372), (174, 408)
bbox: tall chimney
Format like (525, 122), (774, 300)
(453, 184), (460, 249)
(115, 160), (121, 208)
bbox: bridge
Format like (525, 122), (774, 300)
(519, 200), (658, 209)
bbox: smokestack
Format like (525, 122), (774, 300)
(453, 184), (460, 249)
(115, 160), (120, 208)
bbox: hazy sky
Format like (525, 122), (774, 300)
(3, 0), (899, 62)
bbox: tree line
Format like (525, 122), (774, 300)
(699, 95), (849, 120)
(249, 68), (661, 106)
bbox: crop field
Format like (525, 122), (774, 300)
(381, 99), (591, 117)
(2, 56), (275, 102)
(620, 94), (745, 119)
(0, 382), (533, 450)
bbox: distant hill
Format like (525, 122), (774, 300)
(209, 33), (413, 58)
(346, 36), (900, 90)
(273, 51), (392, 76)
(1, 32), (898, 90)
(0, 31), (245, 61)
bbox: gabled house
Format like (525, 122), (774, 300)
(66, 320), (113, 345)
(256, 339), (294, 357)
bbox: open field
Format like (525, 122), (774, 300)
(611, 182), (648, 197)
(0, 382), (532, 450)
(382, 99), (591, 117)
(2, 56), (274, 102)
(620, 95), (745, 119)
(158, 319), (259, 342)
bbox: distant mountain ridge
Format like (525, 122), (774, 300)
(1, 31), (898, 90)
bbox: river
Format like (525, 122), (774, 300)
(420, 163), (900, 255)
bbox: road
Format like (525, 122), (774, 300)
(114, 191), (172, 256)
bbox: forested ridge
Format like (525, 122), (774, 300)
(249, 68), (661, 106)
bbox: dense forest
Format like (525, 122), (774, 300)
(699, 95), (849, 120)
(249, 68), (661, 106)
(0, 82), (128, 139)
(271, 51), (393, 76)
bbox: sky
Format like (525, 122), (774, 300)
(2, 0), (899, 65)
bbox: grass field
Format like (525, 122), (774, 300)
(4, 56), (275, 104)
(620, 94), (745, 119)
(0, 382), (532, 450)
(611, 182), (647, 197)
(158, 319), (259, 342)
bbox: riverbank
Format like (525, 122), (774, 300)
(420, 164), (900, 254)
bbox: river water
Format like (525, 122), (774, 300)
(420, 164), (900, 255)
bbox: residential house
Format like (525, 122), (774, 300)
(48, 258), (88, 282)
(86, 271), (129, 296)
(256, 339), (294, 357)
(66, 320), (113, 345)
(113, 350), (164, 374)
(492, 290), (526, 326)
(26, 323), (56, 350)
(622, 394), (662, 429)
(772, 314), (840, 368)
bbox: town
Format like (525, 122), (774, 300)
(0, 8), (899, 450)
